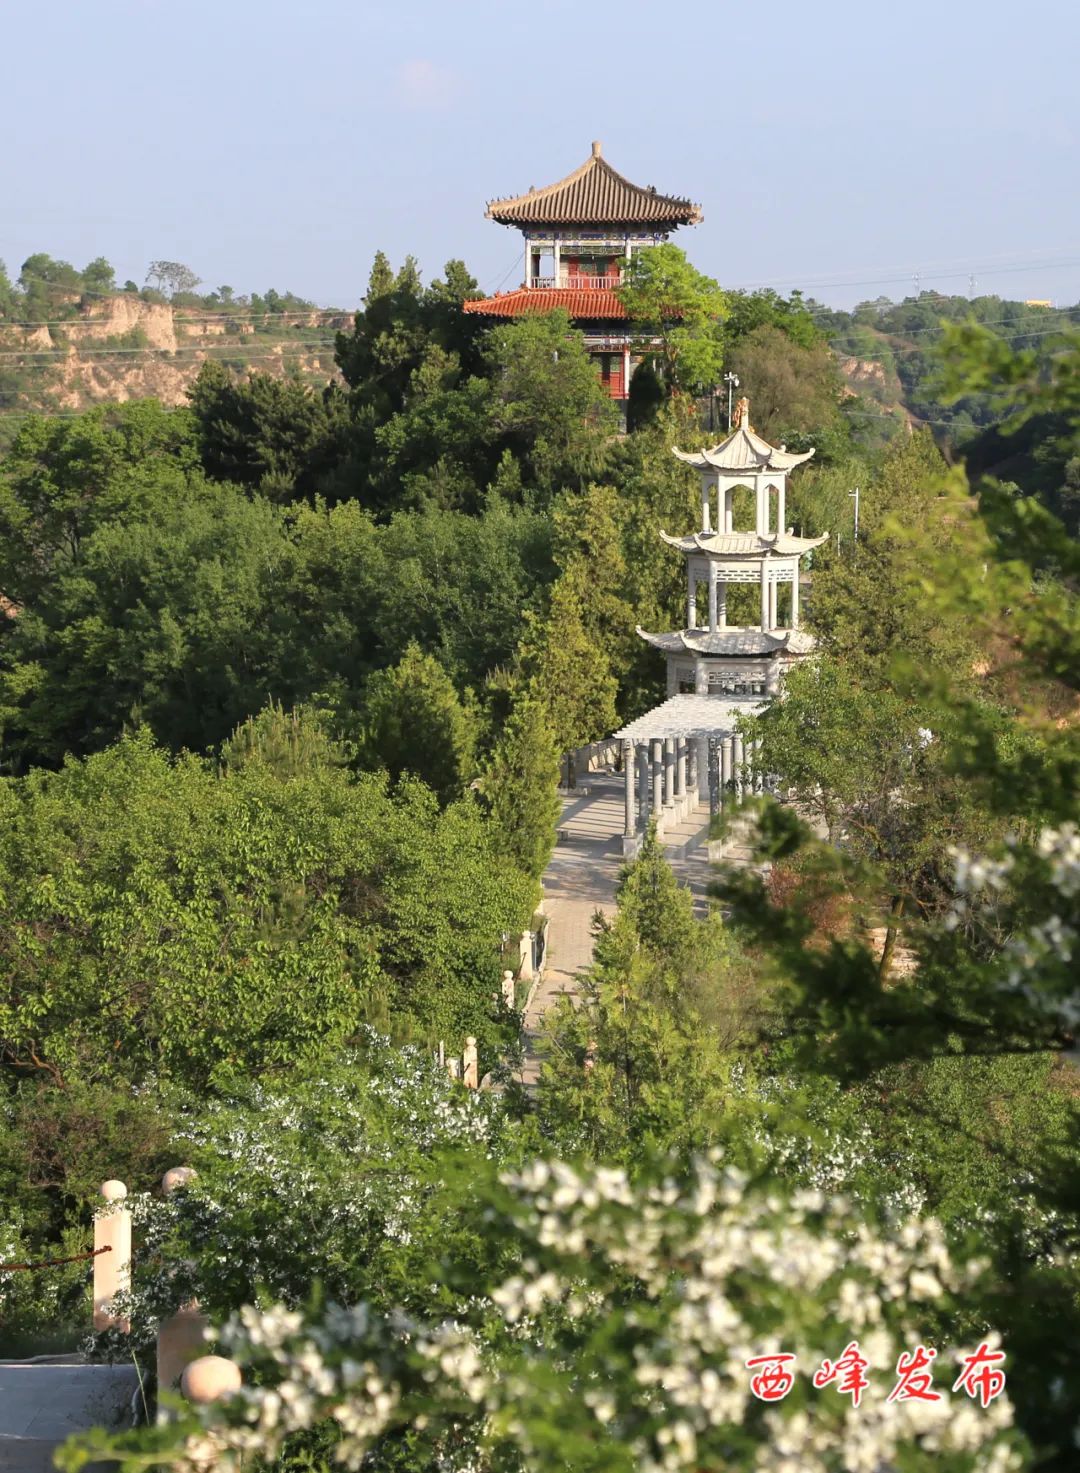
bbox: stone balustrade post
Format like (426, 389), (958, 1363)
(93, 1180), (131, 1333)
(157, 1167), (208, 1415)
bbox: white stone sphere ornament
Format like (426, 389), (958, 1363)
(181, 1355), (243, 1404)
(100, 1179), (128, 1202)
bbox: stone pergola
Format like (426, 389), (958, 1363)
(614, 695), (765, 855)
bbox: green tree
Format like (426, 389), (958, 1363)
(477, 692), (561, 887)
(616, 243), (727, 393)
(540, 829), (754, 1157)
(356, 642), (480, 804)
(80, 256), (116, 295)
(518, 573), (618, 762)
(725, 323), (844, 440)
(188, 361), (351, 501)
(145, 260), (201, 297)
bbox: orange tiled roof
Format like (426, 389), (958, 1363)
(463, 288), (628, 320)
(486, 142), (701, 228)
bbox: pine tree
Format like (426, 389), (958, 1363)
(519, 574), (618, 759)
(478, 694), (561, 887)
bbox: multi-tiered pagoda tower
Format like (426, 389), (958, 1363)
(614, 401), (825, 856)
(463, 142), (701, 403)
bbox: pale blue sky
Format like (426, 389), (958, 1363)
(3, 0), (1078, 309)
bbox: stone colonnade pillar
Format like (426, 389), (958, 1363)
(623, 741), (635, 839)
(651, 739), (663, 817)
(663, 738), (675, 810)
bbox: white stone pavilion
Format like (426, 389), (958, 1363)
(616, 400), (826, 857)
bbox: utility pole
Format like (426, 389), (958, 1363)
(848, 486), (860, 543)
(723, 371), (740, 430)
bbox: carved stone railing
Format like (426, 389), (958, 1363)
(529, 274), (623, 291)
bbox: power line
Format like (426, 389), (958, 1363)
(0, 339), (339, 362)
(0, 307), (350, 330)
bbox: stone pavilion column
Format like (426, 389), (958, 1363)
(777, 481), (787, 535)
(687, 564), (697, 629)
(700, 476), (712, 533)
(721, 735), (734, 806)
(651, 739), (663, 816)
(708, 563), (718, 633)
(638, 744), (650, 828)
(724, 484), (734, 533)
(760, 561), (770, 631)
(687, 740), (697, 795)
(663, 737), (676, 810)
(755, 479), (767, 536)
(717, 579), (727, 628)
(623, 741), (635, 839)
(791, 564), (800, 629)
(769, 577), (778, 631)
(733, 732), (745, 798)
(676, 738), (687, 817)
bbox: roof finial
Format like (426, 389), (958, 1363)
(591, 140), (602, 158)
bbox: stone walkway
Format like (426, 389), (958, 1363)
(519, 771), (714, 1086)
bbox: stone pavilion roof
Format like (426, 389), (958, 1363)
(674, 422), (815, 475)
(485, 142), (702, 228)
(636, 627), (816, 657)
(660, 530), (828, 557)
(462, 287), (627, 319)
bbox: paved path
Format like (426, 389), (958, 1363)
(0, 1359), (139, 1472)
(519, 771), (715, 1086)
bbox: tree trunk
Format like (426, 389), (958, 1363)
(877, 893), (906, 983)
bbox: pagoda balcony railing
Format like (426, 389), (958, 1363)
(529, 274), (624, 291)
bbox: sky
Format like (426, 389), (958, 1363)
(2, 0), (1078, 312)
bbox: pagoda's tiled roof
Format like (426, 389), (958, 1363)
(485, 142), (702, 227)
(660, 530), (828, 557)
(675, 422), (815, 474)
(637, 627), (816, 656)
(462, 288), (628, 320)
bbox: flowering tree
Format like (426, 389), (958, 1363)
(62, 1155), (1028, 1473)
